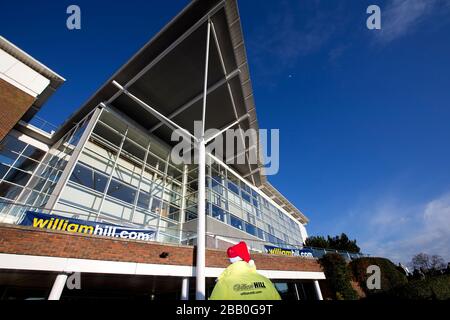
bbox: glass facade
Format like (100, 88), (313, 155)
(54, 109), (185, 244)
(0, 134), (46, 205)
(0, 113), (93, 220)
(203, 157), (304, 248)
(0, 107), (305, 248)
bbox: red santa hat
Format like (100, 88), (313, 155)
(227, 241), (251, 263)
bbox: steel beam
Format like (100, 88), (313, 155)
(111, 81), (197, 143)
(195, 19), (211, 301)
(106, 0), (226, 106)
(149, 69), (240, 133)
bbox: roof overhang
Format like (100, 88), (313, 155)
(260, 182), (309, 224)
(0, 36), (65, 121)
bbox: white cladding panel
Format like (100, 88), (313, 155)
(0, 48), (50, 97)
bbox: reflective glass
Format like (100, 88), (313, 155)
(151, 197), (161, 214)
(137, 191), (151, 210)
(0, 182), (23, 200)
(13, 156), (39, 173)
(70, 164), (108, 193)
(107, 179), (136, 204)
(212, 204), (225, 222)
(245, 222), (257, 236)
(4, 168), (31, 186)
(22, 146), (45, 161)
(242, 191), (251, 203)
(0, 135), (27, 154)
(230, 214), (243, 230)
(227, 181), (239, 195)
(0, 163), (9, 180)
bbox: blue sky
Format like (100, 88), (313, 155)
(2, 0), (450, 264)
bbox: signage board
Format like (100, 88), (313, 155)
(19, 211), (156, 241)
(264, 245), (314, 258)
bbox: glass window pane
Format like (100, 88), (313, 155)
(212, 204), (225, 222)
(20, 189), (39, 205)
(245, 222), (257, 236)
(0, 150), (17, 166)
(168, 205), (179, 221)
(13, 156), (39, 173)
(41, 180), (57, 195)
(28, 176), (46, 191)
(151, 197), (161, 214)
(70, 164), (108, 193)
(35, 193), (50, 207)
(146, 153), (157, 169)
(228, 181), (239, 195)
(0, 163), (10, 180)
(257, 228), (265, 240)
(0, 135), (27, 154)
(160, 202), (169, 217)
(150, 184), (163, 198)
(242, 191), (251, 203)
(211, 179), (223, 195)
(240, 182), (251, 194)
(93, 121), (123, 147)
(22, 146), (45, 161)
(230, 214), (243, 231)
(107, 179), (136, 204)
(122, 139), (146, 162)
(137, 191), (151, 210)
(0, 182), (23, 200)
(4, 168), (31, 186)
(93, 171), (108, 193)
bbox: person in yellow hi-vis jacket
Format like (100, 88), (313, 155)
(209, 241), (281, 300)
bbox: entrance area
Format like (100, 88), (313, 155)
(0, 270), (190, 300)
(0, 270), (321, 300)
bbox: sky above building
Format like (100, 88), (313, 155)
(1, 0), (450, 264)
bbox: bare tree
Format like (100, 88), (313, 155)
(410, 253), (446, 271)
(410, 253), (431, 270)
(430, 255), (446, 270)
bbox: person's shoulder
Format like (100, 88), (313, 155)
(255, 273), (272, 282)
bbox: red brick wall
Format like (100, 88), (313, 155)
(0, 224), (322, 272)
(0, 78), (35, 141)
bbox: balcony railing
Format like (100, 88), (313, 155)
(26, 115), (59, 135)
(204, 232), (367, 261)
(0, 201), (367, 261)
(0, 201), (195, 246)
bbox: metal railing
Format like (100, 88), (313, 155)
(26, 115), (59, 134)
(0, 201), (367, 260)
(204, 232), (367, 261)
(0, 201), (196, 246)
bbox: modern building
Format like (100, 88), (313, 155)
(0, 0), (328, 300)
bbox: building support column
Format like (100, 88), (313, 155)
(181, 277), (190, 300)
(313, 280), (323, 300)
(45, 107), (103, 211)
(196, 138), (206, 300)
(179, 164), (188, 243)
(195, 18), (211, 301)
(48, 274), (68, 300)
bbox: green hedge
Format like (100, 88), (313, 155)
(385, 274), (450, 300)
(319, 253), (358, 300)
(350, 257), (408, 295)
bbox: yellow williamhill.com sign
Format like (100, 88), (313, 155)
(264, 245), (314, 258)
(20, 211), (155, 241)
